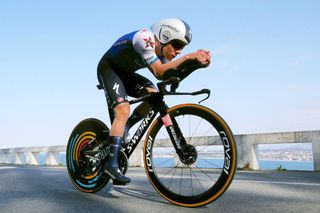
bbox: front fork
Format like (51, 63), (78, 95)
(160, 107), (194, 164)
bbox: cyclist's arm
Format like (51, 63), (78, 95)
(147, 56), (188, 80)
(148, 50), (211, 80)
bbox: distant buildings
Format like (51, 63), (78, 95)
(259, 150), (313, 161)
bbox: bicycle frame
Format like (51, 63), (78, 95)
(124, 104), (159, 158)
(121, 77), (211, 160)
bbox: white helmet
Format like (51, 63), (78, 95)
(150, 18), (192, 45)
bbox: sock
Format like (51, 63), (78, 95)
(107, 136), (123, 169)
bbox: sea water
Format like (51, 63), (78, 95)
(41, 154), (314, 171)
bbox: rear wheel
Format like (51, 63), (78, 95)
(66, 118), (110, 193)
(144, 104), (237, 207)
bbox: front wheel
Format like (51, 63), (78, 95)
(144, 104), (237, 207)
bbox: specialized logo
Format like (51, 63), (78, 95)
(113, 83), (120, 95)
(168, 126), (181, 149)
(143, 37), (155, 48)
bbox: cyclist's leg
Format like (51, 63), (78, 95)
(97, 63), (131, 184)
(111, 103), (130, 136)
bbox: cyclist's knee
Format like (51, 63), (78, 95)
(114, 102), (130, 121)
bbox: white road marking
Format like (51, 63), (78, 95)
(0, 166), (17, 169)
(234, 179), (320, 186)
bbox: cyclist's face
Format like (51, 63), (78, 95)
(163, 41), (185, 61)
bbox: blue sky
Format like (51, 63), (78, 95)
(1, 0), (319, 148)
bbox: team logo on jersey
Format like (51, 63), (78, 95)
(143, 37), (155, 48)
(117, 97), (124, 103)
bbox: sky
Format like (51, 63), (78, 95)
(1, 0), (319, 149)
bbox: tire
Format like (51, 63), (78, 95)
(143, 104), (237, 207)
(66, 118), (110, 193)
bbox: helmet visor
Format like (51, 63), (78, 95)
(170, 40), (186, 50)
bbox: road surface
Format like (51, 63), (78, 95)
(0, 165), (319, 213)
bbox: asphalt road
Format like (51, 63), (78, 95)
(0, 165), (319, 213)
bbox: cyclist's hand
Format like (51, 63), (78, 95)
(192, 49), (211, 67)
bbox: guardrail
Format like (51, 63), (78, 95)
(0, 130), (319, 171)
(0, 146), (66, 166)
(235, 130), (320, 171)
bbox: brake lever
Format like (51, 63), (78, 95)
(199, 94), (210, 104)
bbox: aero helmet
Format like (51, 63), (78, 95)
(151, 18), (192, 45)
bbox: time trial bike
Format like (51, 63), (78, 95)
(66, 59), (237, 207)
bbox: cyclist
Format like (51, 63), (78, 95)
(97, 18), (211, 185)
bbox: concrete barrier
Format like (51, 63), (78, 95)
(0, 146), (66, 166)
(235, 130), (320, 171)
(0, 130), (319, 171)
